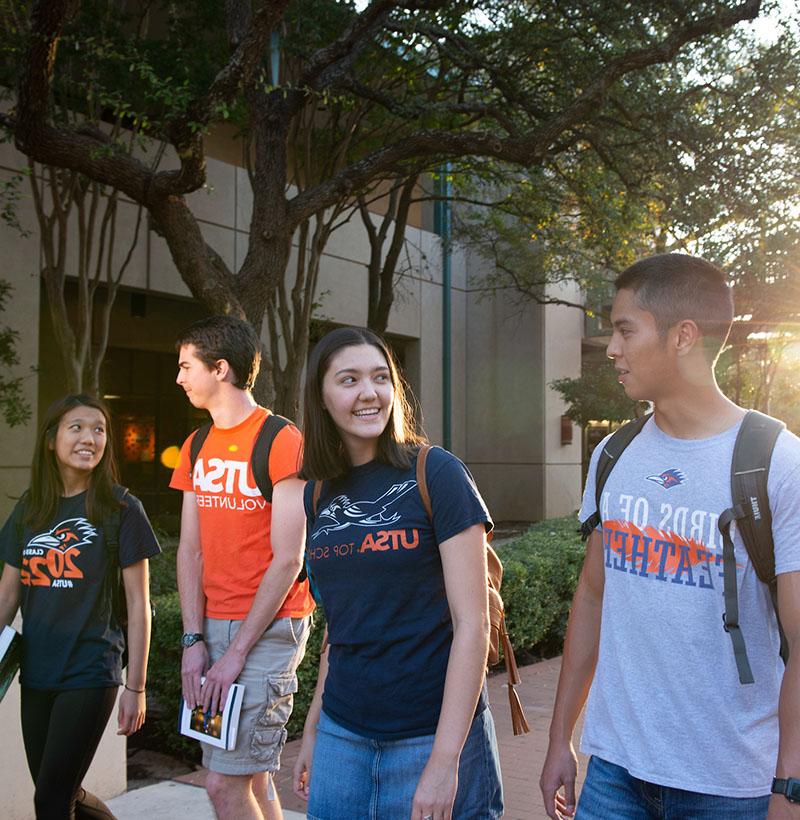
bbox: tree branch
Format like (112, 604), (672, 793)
(288, 0), (761, 226)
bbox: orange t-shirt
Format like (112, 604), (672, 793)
(170, 407), (314, 620)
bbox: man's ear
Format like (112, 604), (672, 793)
(213, 359), (232, 382)
(674, 319), (701, 357)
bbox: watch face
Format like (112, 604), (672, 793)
(787, 779), (800, 803)
(181, 633), (201, 647)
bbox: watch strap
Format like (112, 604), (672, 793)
(772, 777), (800, 803)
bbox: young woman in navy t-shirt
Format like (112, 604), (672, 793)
(0, 394), (160, 819)
(293, 327), (503, 820)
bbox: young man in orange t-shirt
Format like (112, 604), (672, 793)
(170, 316), (314, 820)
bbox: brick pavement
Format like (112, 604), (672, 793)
(177, 656), (587, 818)
(486, 657), (586, 820)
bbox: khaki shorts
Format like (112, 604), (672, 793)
(202, 615), (311, 776)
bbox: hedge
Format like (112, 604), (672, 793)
(143, 515), (585, 761)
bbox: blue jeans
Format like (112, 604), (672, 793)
(307, 708), (503, 819)
(577, 756), (770, 820)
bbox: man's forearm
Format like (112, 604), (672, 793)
(776, 639), (800, 778)
(549, 589), (602, 743)
(548, 555), (603, 745)
(177, 541), (206, 633)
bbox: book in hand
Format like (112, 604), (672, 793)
(0, 624), (22, 704)
(179, 679), (245, 750)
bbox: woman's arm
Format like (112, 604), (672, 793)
(411, 522), (489, 820)
(0, 563), (21, 627)
(293, 628), (330, 802)
(117, 559), (151, 736)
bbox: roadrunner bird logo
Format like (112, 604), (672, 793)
(27, 518), (98, 553)
(645, 469), (686, 489)
(313, 481), (417, 538)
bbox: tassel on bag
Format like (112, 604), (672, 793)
(508, 681), (530, 736)
(501, 616), (529, 735)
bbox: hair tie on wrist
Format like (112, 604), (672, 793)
(124, 684), (145, 694)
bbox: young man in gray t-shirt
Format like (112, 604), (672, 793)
(540, 254), (800, 819)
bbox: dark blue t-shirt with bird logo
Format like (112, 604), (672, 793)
(304, 446), (492, 740)
(0, 489), (160, 689)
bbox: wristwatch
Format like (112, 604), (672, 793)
(180, 632), (204, 648)
(772, 777), (800, 803)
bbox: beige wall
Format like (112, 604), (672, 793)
(462, 253), (582, 521)
(0, 154), (40, 522)
(542, 282), (584, 517)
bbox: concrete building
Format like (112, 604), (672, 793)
(0, 128), (582, 813)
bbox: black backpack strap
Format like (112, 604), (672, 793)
(103, 487), (128, 565)
(102, 489), (129, 640)
(719, 410), (785, 684)
(580, 414), (651, 541)
(251, 414), (292, 503)
(188, 423), (212, 480)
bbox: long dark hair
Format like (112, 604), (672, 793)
(301, 327), (426, 480)
(25, 394), (122, 530)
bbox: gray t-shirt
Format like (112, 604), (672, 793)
(578, 416), (800, 797)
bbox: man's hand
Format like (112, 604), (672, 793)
(201, 647), (246, 716)
(540, 739), (578, 819)
(181, 641), (209, 709)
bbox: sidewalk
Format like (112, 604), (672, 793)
(108, 656), (585, 819)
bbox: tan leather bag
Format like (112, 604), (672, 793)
(416, 446), (529, 735)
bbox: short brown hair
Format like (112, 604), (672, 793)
(301, 327), (425, 480)
(175, 315), (261, 391)
(615, 254), (734, 358)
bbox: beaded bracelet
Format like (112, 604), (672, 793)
(124, 684), (145, 694)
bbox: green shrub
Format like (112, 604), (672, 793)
(142, 516), (586, 762)
(495, 516), (584, 659)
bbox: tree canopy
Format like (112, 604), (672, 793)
(2, 0), (774, 412)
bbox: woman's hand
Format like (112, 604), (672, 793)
(410, 755), (459, 820)
(293, 730), (317, 801)
(117, 687), (146, 736)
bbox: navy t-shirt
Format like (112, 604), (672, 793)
(0, 488), (161, 690)
(304, 446), (492, 740)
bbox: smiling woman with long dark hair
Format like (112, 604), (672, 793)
(293, 327), (503, 820)
(0, 394), (160, 820)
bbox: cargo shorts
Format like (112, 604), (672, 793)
(201, 615), (311, 776)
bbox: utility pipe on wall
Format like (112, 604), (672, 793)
(434, 165), (453, 450)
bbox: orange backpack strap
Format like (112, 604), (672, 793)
(416, 445), (433, 519)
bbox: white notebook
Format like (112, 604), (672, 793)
(179, 679), (245, 750)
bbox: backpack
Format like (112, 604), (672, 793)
(188, 412), (292, 503)
(580, 410), (786, 685)
(310, 445), (531, 735)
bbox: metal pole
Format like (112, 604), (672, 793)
(439, 165), (452, 450)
